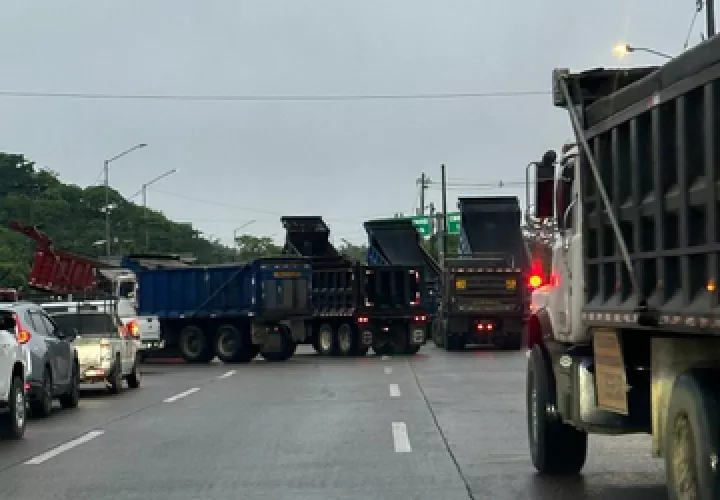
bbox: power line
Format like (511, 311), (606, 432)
(145, 187), (397, 223)
(0, 89), (550, 102)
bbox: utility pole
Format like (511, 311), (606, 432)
(104, 160), (110, 257)
(439, 164), (448, 269)
(708, 0), (716, 37)
(417, 173), (429, 215)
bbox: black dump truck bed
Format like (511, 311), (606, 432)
(364, 218), (441, 314)
(281, 216), (423, 315)
(457, 196), (530, 269)
(554, 33), (720, 332)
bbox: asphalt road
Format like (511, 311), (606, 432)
(0, 345), (667, 499)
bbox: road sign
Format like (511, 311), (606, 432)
(410, 215), (432, 237)
(446, 212), (461, 235)
(408, 212), (460, 237)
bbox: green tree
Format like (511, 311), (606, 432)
(0, 152), (245, 288)
(337, 241), (368, 263)
(234, 234), (282, 261)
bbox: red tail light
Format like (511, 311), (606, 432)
(412, 314), (428, 324)
(356, 314), (370, 324)
(528, 274), (544, 289)
(13, 313), (31, 344)
(476, 321), (495, 331)
(126, 320), (140, 339)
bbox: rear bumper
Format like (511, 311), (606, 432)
(447, 314), (523, 337)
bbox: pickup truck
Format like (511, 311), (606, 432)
(49, 311), (140, 393)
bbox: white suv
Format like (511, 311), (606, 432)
(0, 308), (27, 439)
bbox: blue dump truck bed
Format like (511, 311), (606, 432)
(122, 256), (312, 320)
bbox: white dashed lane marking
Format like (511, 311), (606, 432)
(25, 430), (105, 465)
(163, 387), (200, 403)
(389, 384), (401, 397)
(217, 370), (236, 379)
(384, 366), (393, 375)
(392, 422), (412, 452)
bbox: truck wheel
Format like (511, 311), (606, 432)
(316, 323), (337, 356)
(215, 324), (246, 363)
(126, 359), (141, 389)
(336, 323), (355, 356)
(504, 332), (524, 350)
(0, 375), (26, 439)
(432, 319), (445, 348)
(108, 356), (123, 395)
(178, 325), (212, 363)
(527, 345), (587, 475)
(261, 326), (297, 362)
(665, 369), (720, 500)
(444, 331), (464, 351)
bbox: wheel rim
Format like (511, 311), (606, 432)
(217, 330), (236, 358)
(671, 412), (698, 500)
(338, 327), (352, 353)
(14, 386), (25, 428)
(319, 328), (332, 352)
(182, 330), (203, 357)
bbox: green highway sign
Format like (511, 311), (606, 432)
(410, 215), (432, 237)
(446, 212), (461, 235)
(409, 212), (461, 237)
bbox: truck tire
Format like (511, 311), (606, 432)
(527, 345), (587, 475)
(108, 355), (123, 395)
(316, 323), (337, 356)
(664, 369), (720, 500)
(443, 331), (464, 351)
(215, 324), (258, 363)
(336, 323), (355, 357)
(504, 332), (524, 350)
(432, 319), (445, 348)
(261, 326), (297, 362)
(178, 325), (212, 363)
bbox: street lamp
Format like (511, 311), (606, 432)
(104, 143), (147, 257)
(133, 168), (177, 250)
(233, 220), (257, 245)
(612, 42), (672, 60)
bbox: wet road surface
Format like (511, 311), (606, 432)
(0, 345), (666, 499)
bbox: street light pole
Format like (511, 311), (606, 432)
(103, 143), (147, 257)
(138, 168), (177, 250)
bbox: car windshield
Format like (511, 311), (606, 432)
(51, 313), (119, 338)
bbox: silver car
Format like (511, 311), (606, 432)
(0, 303), (80, 417)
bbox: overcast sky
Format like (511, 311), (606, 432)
(0, 1), (705, 246)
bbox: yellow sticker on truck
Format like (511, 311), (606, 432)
(505, 279), (517, 290)
(273, 271), (301, 278)
(455, 278), (467, 290)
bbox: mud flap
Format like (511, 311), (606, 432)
(360, 329), (373, 347)
(410, 327), (425, 345)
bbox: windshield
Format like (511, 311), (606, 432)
(117, 281), (136, 299)
(51, 313), (119, 338)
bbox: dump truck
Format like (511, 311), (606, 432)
(364, 218), (441, 329)
(122, 255), (312, 363)
(433, 197), (530, 350)
(281, 216), (428, 356)
(525, 34), (720, 499)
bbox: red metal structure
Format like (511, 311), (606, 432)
(10, 221), (101, 293)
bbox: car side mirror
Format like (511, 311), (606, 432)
(535, 150), (557, 218)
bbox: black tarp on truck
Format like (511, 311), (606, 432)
(433, 196), (529, 350)
(282, 216), (428, 356)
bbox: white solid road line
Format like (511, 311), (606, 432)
(25, 430), (105, 465)
(163, 387), (200, 403)
(217, 370), (236, 379)
(392, 422), (412, 452)
(389, 383), (401, 397)
(384, 366), (393, 375)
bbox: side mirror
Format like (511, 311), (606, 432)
(535, 150), (557, 218)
